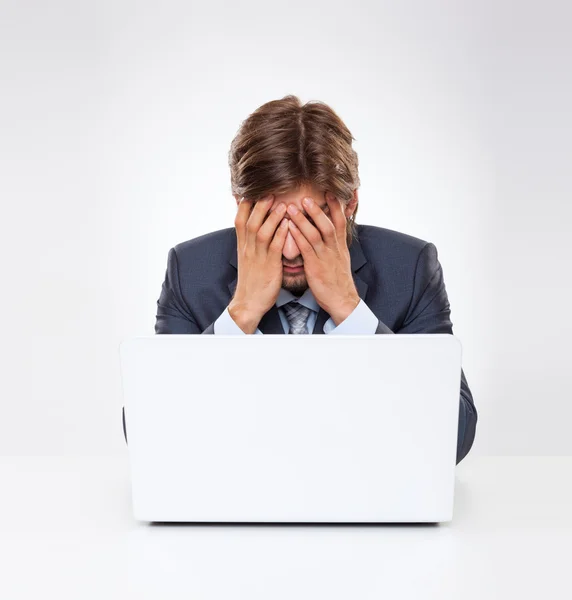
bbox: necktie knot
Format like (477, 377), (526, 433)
(282, 301), (312, 334)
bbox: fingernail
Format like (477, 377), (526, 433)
(287, 204), (299, 215)
(277, 203), (286, 213)
(303, 197), (313, 207)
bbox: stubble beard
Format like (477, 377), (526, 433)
(282, 271), (308, 297)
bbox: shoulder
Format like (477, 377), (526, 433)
(355, 224), (433, 266)
(356, 223), (429, 249)
(355, 225), (444, 283)
(357, 225), (441, 293)
(171, 227), (235, 266)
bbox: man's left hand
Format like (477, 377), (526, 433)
(286, 192), (360, 326)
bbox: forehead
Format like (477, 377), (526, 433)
(272, 184), (326, 205)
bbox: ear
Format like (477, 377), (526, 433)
(344, 189), (359, 218)
(233, 194), (241, 206)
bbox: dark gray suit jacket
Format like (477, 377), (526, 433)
(122, 223), (477, 464)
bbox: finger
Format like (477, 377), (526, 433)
(286, 202), (324, 252)
(288, 219), (316, 259)
(301, 196), (336, 246)
(268, 217), (290, 255)
(234, 197), (253, 249)
(325, 192), (347, 237)
(245, 194), (274, 247)
(256, 202), (287, 250)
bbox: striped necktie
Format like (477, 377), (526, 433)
(282, 301), (313, 334)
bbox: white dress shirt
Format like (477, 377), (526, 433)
(214, 287), (379, 334)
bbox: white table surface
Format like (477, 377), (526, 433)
(1, 455), (570, 599)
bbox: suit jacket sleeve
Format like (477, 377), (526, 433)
(155, 247), (211, 334)
(373, 242), (478, 465)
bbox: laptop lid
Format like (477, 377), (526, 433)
(119, 334), (462, 523)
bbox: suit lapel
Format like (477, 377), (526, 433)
(228, 231), (368, 335)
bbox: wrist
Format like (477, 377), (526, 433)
(228, 299), (262, 334)
(328, 293), (360, 326)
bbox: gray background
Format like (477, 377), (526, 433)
(1, 0), (570, 457)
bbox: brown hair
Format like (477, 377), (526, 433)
(229, 95), (360, 247)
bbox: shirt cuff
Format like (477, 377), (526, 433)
(213, 306), (263, 335)
(323, 298), (379, 334)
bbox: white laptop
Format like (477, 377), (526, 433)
(119, 334), (462, 523)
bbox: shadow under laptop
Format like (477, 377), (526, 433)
(148, 521), (440, 527)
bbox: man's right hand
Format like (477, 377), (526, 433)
(229, 195), (289, 333)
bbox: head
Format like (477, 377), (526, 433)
(229, 95), (360, 296)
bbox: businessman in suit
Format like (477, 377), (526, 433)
(122, 95), (478, 464)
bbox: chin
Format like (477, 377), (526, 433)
(282, 275), (308, 296)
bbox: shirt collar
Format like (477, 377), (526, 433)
(276, 287), (320, 313)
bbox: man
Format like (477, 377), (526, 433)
(122, 95), (477, 464)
